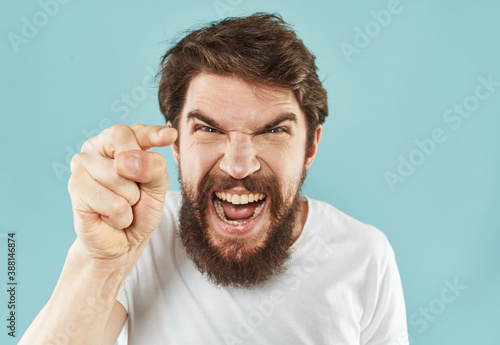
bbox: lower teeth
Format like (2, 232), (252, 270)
(214, 199), (265, 225)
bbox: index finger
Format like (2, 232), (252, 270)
(130, 124), (177, 150)
(82, 124), (177, 158)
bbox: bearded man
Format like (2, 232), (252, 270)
(20, 13), (408, 345)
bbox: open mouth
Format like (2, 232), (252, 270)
(212, 191), (267, 225)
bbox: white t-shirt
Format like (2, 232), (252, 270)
(117, 191), (408, 345)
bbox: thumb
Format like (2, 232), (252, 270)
(114, 150), (169, 201)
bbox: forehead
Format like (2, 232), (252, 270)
(179, 73), (306, 130)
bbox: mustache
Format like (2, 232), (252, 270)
(194, 171), (282, 216)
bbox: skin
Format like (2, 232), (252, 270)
(19, 124), (178, 345)
(172, 72), (322, 249)
(18, 72), (321, 345)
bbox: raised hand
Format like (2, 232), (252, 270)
(68, 124), (177, 259)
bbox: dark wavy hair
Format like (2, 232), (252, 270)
(157, 12), (328, 150)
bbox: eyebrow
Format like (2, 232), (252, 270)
(186, 110), (223, 129)
(260, 113), (297, 132)
(186, 109), (297, 132)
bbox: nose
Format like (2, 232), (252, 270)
(219, 132), (260, 179)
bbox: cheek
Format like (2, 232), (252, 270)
(258, 141), (306, 177)
(259, 146), (306, 203)
(179, 141), (222, 184)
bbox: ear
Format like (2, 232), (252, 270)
(305, 125), (322, 170)
(167, 121), (180, 165)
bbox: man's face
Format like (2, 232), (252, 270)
(171, 72), (321, 287)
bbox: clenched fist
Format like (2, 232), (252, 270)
(68, 124), (177, 260)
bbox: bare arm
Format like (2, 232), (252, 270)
(19, 124), (177, 345)
(20, 241), (130, 344)
(101, 301), (128, 345)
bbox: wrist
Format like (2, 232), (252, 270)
(67, 239), (139, 277)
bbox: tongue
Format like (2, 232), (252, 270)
(221, 200), (259, 220)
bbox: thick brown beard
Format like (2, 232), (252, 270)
(177, 168), (304, 288)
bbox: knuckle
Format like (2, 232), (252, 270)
(70, 153), (86, 173)
(68, 170), (84, 195)
(152, 152), (167, 172)
(130, 124), (144, 132)
(128, 186), (141, 206)
(106, 124), (133, 142)
(139, 152), (167, 182)
(109, 196), (130, 216)
(67, 174), (75, 194)
(81, 136), (98, 153)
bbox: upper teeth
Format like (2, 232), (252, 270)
(215, 192), (266, 205)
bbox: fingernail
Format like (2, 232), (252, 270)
(123, 155), (141, 174)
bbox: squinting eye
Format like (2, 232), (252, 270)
(198, 126), (220, 133)
(266, 127), (286, 134)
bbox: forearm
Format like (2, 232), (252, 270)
(19, 240), (136, 345)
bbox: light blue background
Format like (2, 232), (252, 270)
(1, 0), (499, 344)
